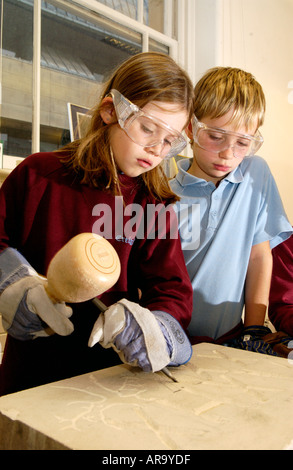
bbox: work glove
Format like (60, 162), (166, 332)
(225, 325), (293, 358)
(0, 248), (74, 341)
(88, 298), (192, 372)
(224, 325), (278, 356)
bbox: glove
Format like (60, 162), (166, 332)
(224, 325), (278, 356)
(88, 298), (192, 372)
(0, 248), (74, 341)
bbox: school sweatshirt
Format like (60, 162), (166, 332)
(0, 152), (192, 394)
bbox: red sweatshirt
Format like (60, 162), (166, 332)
(0, 152), (192, 394)
(269, 233), (293, 336)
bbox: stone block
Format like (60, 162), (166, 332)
(0, 343), (292, 450)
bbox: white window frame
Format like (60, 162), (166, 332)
(32, 0), (184, 153)
(2, 0), (198, 161)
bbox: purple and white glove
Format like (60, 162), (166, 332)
(88, 298), (192, 372)
(0, 248), (74, 341)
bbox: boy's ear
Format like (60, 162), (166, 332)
(100, 97), (116, 124)
(185, 121), (193, 139)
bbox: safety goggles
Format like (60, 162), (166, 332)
(191, 115), (264, 159)
(109, 89), (187, 159)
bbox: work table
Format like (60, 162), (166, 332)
(0, 343), (292, 450)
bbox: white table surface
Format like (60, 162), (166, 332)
(0, 343), (292, 450)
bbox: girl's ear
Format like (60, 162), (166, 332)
(185, 121), (193, 139)
(100, 97), (116, 124)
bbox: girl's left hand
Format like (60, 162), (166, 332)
(88, 298), (192, 372)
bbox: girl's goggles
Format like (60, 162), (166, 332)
(110, 89), (187, 158)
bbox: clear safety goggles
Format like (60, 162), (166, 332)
(109, 89), (187, 159)
(191, 115), (264, 159)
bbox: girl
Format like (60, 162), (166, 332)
(0, 52), (194, 395)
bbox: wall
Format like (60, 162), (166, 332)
(192, 0), (293, 223)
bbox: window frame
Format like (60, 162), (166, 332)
(30, 0), (179, 153)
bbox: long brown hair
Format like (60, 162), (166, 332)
(58, 52), (194, 203)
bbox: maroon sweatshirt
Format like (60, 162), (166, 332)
(0, 152), (192, 395)
(269, 232), (293, 336)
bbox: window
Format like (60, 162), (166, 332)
(1, 0), (33, 158)
(97, 0), (170, 36)
(40, 1), (143, 152)
(0, 0), (178, 161)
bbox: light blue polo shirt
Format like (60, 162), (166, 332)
(170, 156), (293, 340)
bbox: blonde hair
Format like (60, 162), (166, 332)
(58, 52), (194, 203)
(193, 67), (266, 130)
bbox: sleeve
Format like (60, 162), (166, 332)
(0, 154), (54, 270)
(130, 202), (193, 331)
(252, 158), (293, 249)
(269, 234), (293, 336)
(0, 166), (25, 253)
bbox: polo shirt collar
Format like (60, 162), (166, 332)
(176, 157), (244, 186)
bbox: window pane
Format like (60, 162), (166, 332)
(40, 1), (142, 152)
(145, 0), (164, 33)
(0, 0), (33, 159)
(149, 38), (169, 55)
(97, 0), (175, 36)
(98, 0), (138, 19)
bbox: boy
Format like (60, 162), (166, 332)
(170, 67), (293, 347)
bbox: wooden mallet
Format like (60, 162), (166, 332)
(45, 232), (121, 303)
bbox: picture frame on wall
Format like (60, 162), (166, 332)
(67, 103), (92, 142)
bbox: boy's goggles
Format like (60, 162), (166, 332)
(110, 89), (187, 159)
(191, 115), (264, 159)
